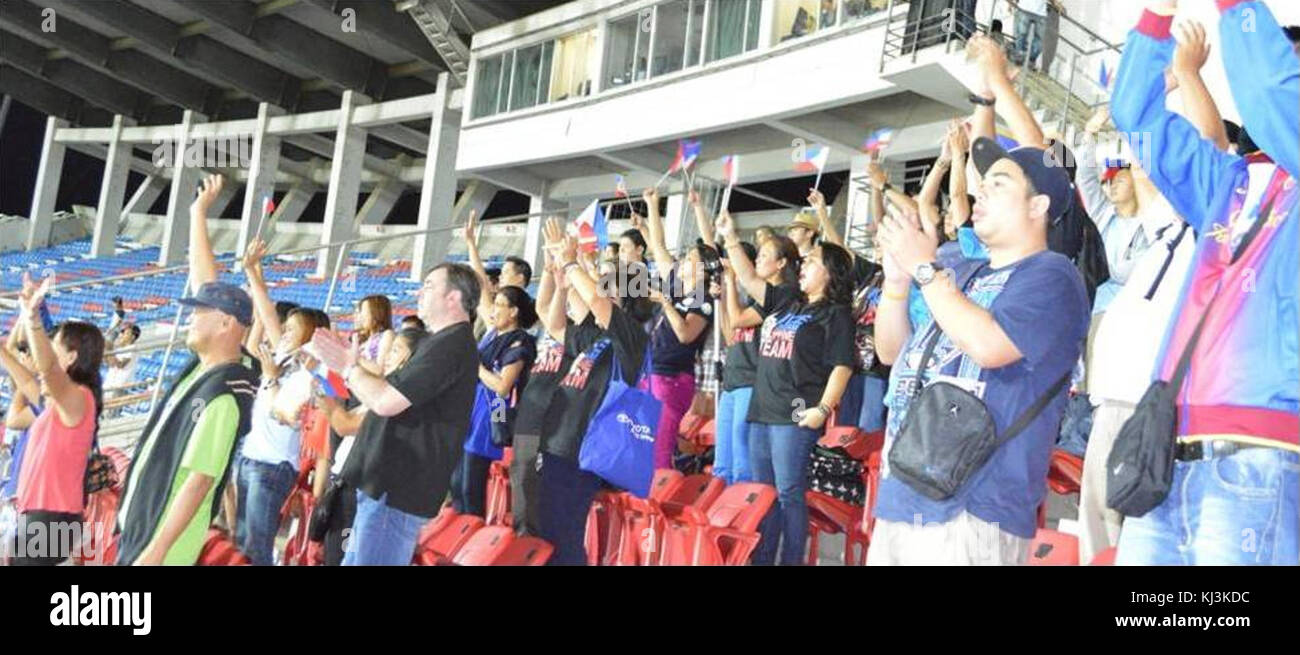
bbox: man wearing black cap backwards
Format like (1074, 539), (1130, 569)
(116, 175), (259, 566)
(869, 139), (1089, 565)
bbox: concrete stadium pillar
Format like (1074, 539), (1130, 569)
(237, 103), (284, 256)
(91, 114), (137, 258)
(526, 193), (565, 273)
(122, 174), (169, 218)
(27, 116), (68, 250)
(271, 183), (314, 226)
(316, 90), (367, 279)
(160, 110), (206, 267)
(355, 159), (408, 226)
(412, 73), (460, 282)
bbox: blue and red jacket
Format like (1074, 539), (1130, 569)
(1111, 0), (1299, 446)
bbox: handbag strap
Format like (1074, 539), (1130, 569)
(995, 368), (1073, 447)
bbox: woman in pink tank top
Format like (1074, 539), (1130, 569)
(0, 275), (104, 566)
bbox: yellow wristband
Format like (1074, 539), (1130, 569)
(882, 289), (909, 301)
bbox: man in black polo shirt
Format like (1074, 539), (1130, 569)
(312, 262), (480, 565)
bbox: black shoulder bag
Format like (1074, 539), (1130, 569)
(1107, 176), (1285, 517)
(887, 264), (1071, 501)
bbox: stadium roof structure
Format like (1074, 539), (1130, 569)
(0, 0), (568, 162)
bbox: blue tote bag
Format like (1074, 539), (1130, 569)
(464, 382), (504, 460)
(578, 346), (660, 498)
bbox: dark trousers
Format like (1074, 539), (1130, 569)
(323, 479), (357, 567)
(450, 451), (493, 517)
(509, 434), (543, 536)
(11, 510), (82, 566)
(538, 453), (602, 566)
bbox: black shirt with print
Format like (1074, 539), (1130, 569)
(514, 332), (570, 437)
(543, 308), (648, 460)
(748, 283), (856, 425)
(650, 274), (714, 376)
(342, 321), (478, 518)
(722, 299), (761, 391)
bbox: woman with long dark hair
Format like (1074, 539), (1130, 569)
(717, 211), (856, 566)
(538, 217), (649, 565)
(450, 284), (537, 517)
(640, 187), (719, 469)
(715, 234), (801, 484)
(354, 295), (394, 376)
(0, 274), (104, 566)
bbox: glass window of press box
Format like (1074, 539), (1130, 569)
(606, 0), (761, 89)
(771, 0), (890, 43)
(473, 29), (595, 119)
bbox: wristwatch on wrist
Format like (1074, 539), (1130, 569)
(968, 92), (996, 107)
(914, 262), (945, 286)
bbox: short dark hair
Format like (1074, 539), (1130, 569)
(496, 285), (538, 329)
(431, 262), (481, 319)
(126, 324), (141, 341)
(619, 229), (648, 256)
(400, 315), (426, 331)
(504, 256), (533, 286)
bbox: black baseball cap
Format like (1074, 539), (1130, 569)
(178, 281), (254, 327)
(971, 137), (1075, 222)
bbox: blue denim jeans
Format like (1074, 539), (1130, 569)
(714, 387), (754, 484)
(342, 490), (427, 566)
(748, 423), (819, 566)
(235, 455), (298, 566)
(1014, 10), (1045, 70)
(859, 375), (887, 433)
(1115, 446), (1299, 565)
(538, 453), (604, 566)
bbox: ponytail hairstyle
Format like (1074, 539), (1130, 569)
(497, 285), (538, 329)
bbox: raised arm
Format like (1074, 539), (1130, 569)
(947, 123), (971, 229)
(189, 174), (225, 293)
(866, 161), (918, 216)
(1169, 22), (1229, 151)
(917, 139), (952, 233)
(1217, 0), (1300, 178)
(1111, 2), (1240, 233)
(642, 187), (676, 283)
(534, 244), (557, 318)
(19, 275), (87, 428)
(0, 333), (40, 409)
(241, 239), (284, 349)
(809, 188), (846, 250)
(650, 287), (708, 345)
(716, 210), (767, 305)
(463, 210), (496, 326)
(1076, 107), (1115, 220)
(546, 217), (615, 329)
(968, 34), (1048, 148)
(689, 189), (716, 248)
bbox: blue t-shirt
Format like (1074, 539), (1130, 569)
(909, 227), (989, 329)
(877, 250), (1089, 539)
(650, 269), (714, 376)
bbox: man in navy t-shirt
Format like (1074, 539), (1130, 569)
(872, 137), (1089, 565)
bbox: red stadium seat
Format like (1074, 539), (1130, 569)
(585, 490), (625, 566)
(1027, 529), (1079, 566)
(198, 529), (251, 565)
(485, 449), (513, 527)
(279, 488), (315, 566)
(77, 488), (120, 565)
(659, 483), (777, 565)
(496, 536), (554, 566)
(805, 492), (869, 566)
(451, 526), (516, 566)
(661, 473), (724, 519)
(612, 469), (684, 565)
(1090, 546), (1117, 565)
(413, 513), (484, 565)
(1048, 449), (1084, 496)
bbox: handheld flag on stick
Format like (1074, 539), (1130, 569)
(614, 174), (635, 213)
(862, 128), (895, 155)
(1098, 60), (1111, 90)
(796, 145), (831, 191)
(571, 199), (608, 254)
(720, 155), (740, 210)
(660, 139), (702, 188)
(254, 194), (276, 242)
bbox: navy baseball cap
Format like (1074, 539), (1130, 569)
(971, 137), (1075, 222)
(178, 281), (254, 327)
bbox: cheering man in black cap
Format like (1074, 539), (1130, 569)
(868, 139), (1089, 565)
(116, 175), (259, 565)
